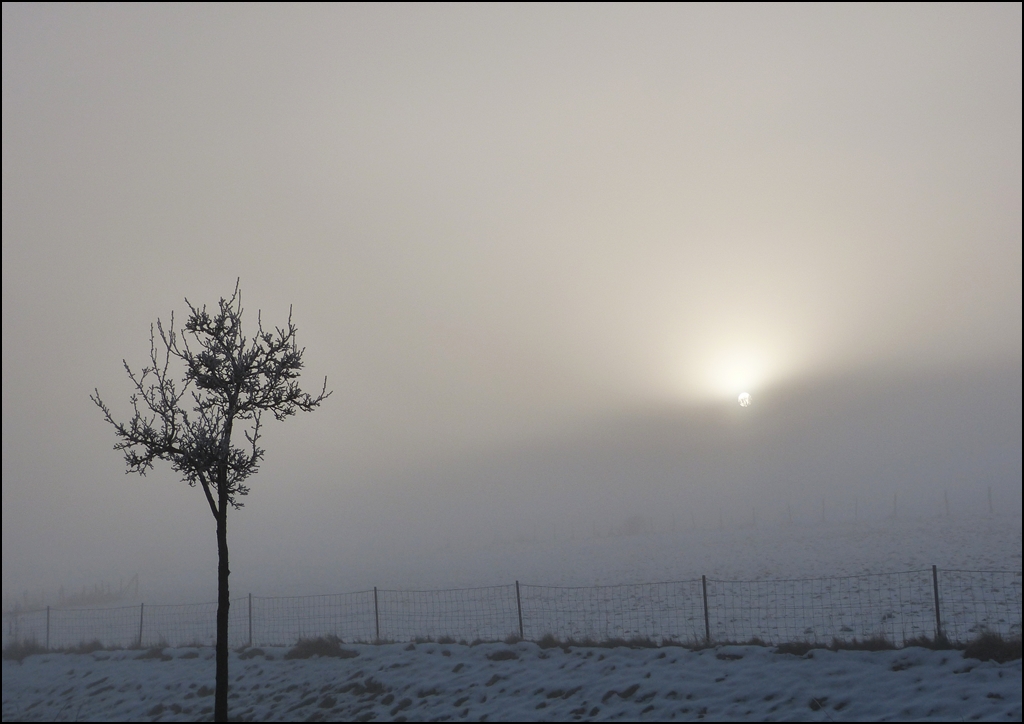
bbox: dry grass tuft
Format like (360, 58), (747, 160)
(775, 636), (896, 655)
(963, 633), (1021, 663)
(284, 635), (358, 660)
(65, 640), (106, 655)
(135, 646), (172, 661)
(2, 639), (47, 662)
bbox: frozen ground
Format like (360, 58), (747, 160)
(8, 513), (1018, 609)
(4, 515), (1021, 720)
(473, 515), (1022, 587)
(244, 513), (1023, 597)
(5, 514), (1021, 654)
(2, 640), (1020, 722)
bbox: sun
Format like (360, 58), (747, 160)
(738, 392), (752, 407)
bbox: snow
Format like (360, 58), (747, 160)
(237, 514), (1022, 601)
(3, 640), (1020, 722)
(6, 516), (1020, 653)
(379, 515), (1023, 591)
(5, 516), (1020, 720)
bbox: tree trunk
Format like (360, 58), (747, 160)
(215, 489), (230, 722)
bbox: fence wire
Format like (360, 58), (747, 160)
(705, 570), (937, 645)
(377, 585), (519, 642)
(520, 580), (704, 643)
(937, 569), (1023, 641)
(3, 568), (1020, 651)
(253, 591), (375, 646)
(141, 599), (249, 648)
(5, 605), (141, 650)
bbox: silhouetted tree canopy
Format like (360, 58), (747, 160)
(92, 282), (330, 721)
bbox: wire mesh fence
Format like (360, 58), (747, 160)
(935, 569), (1023, 642)
(141, 599), (250, 649)
(376, 585), (520, 643)
(3, 568), (1020, 651)
(253, 590), (376, 646)
(520, 580), (705, 643)
(705, 570), (940, 645)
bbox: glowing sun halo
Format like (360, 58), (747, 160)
(738, 392), (752, 407)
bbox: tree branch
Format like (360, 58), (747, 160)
(94, 281), (331, 512)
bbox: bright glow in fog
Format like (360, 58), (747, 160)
(2, 4), (1020, 606)
(667, 330), (806, 404)
(711, 352), (767, 400)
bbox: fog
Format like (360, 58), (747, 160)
(3, 5), (1021, 606)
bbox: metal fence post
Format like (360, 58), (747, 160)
(373, 587), (380, 642)
(515, 581), (524, 640)
(20, 567), (1019, 652)
(702, 575), (711, 645)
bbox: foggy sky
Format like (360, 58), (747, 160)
(3, 5), (1021, 604)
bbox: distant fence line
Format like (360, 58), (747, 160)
(3, 567), (1020, 651)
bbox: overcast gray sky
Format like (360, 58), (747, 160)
(3, 4), (1020, 604)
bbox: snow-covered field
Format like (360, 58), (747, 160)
(3, 640), (1020, 722)
(6, 516), (1015, 720)
(4, 515), (1020, 721)
(357, 514), (1023, 592)
(6, 516), (1020, 653)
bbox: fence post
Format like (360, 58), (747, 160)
(46, 606), (50, 651)
(373, 587), (380, 642)
(702, 575), (711, 645)
(138, 602), (144, 648)
(248, 593), (253, 648)
(931, 565), (943, 642)
(515, 581), (524, 640)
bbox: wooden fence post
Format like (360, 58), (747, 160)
(373, 587), (380, 642)
(248, 593), (253, 648)
(932, 565), (943, 642)
(138, 602), (144, 648)
(515, 581), (524, 640)
(702, 575), (711, 645)
(46, 606), (50, 651)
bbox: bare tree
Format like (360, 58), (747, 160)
(92, 282), (330, 722)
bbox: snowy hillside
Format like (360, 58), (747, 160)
(3, 640), (1020, 722)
